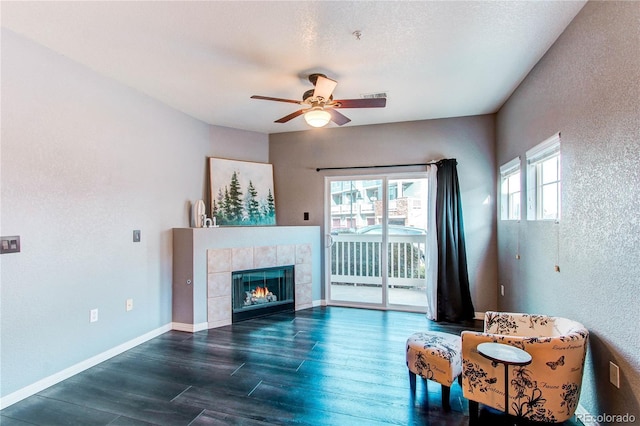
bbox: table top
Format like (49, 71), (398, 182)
(477, 342), (532, 366)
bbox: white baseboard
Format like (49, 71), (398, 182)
(474, 311), (485, 320)
(0, 323), (172, 410)
(312, 299), (326, 307)
(171, 322), (209, 333)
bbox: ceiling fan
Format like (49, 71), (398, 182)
(251, 74), (386, 128)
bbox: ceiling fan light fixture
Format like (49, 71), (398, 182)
(304, 107), (331, 128)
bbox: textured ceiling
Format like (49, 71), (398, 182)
(1, 1), (586, 134)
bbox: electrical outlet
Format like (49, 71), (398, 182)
(500, 285), (505, 296)
(90, 308), (99, 323)
(610, 361), (620, 388)
(126, 299), (133, 311)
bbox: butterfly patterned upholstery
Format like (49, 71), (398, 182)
(406, 331), (462, 409)
(461, 311), (589, 423)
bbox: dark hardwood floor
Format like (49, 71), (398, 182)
(1, 307), (584, 425)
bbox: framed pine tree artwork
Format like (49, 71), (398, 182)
(209, 158), (276, 226)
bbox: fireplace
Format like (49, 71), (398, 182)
(231, 265), (295, 322)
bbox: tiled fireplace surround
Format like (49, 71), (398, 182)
(172, 227), (319, 332)
(206, 243), (313, 328)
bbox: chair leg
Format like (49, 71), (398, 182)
(441, 384), (451, 411)
(468, 399), (479, 425)
(409, 370), (416, 394)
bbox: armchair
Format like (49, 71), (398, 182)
(461, 311), (588, 423)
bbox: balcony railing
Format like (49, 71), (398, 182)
(330, 234), (427, 289)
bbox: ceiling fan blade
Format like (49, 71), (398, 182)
(251, 95), (302, 105)
(328, 109), (351, 126)
(275, 109), (306, 123)
(313, 75), (338, 101)
(333, 98), (386, 108)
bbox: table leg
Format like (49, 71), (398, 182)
(504, 363), (509, 414)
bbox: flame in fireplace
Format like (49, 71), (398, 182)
(252, 286), (269, 298)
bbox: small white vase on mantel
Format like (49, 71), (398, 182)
(192, 199), (206, 228)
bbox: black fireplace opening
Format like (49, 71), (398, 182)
(231, 265), (295, 322)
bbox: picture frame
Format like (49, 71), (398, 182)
(209, 158), (276, 226)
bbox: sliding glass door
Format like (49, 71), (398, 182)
(386, 177), (429, 307)
(325, 173), (429, 310)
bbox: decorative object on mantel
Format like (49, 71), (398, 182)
(192, 199), (206, 228)
(192, 200), (219, 228)
(209, 158), (276, 226)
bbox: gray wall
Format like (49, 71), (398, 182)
(269, 115), (497, 313)
(495, 1), (639, 419)
(0, 29), (267, 399)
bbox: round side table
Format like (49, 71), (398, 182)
(476, 342), (532, 414)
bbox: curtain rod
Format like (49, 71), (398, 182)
(316, 162), (437, 172)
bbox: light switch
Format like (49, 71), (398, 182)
(133, 230), (141, 242)
(1, 236), (20, 254)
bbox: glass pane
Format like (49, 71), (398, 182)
(541, 183), (558, 219)
(508, 172), (520, 193)
(387, 178), (428, 307)
(541, 156), (558, 184)
(329, 179), (383, 304)
(501, 171), (520, 220)
(509, 191), (521, 220)
(232, 266), (294, 312)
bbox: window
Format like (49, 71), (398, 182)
(500, 157), (521, 220)
(388, 183), (398, 200)
(527, 133), (561, 221)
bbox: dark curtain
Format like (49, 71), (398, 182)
(435, 159), (475, 322)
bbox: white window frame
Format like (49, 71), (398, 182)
(526, 133), (561, 221)
(500, 157), (521, 220)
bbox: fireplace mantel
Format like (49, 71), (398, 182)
(172, 226), (321, 332)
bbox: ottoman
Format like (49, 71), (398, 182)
(405, 331), (462, 410)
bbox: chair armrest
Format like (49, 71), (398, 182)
(461, 329), (588, 422)
(461, 331), (506, 410)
